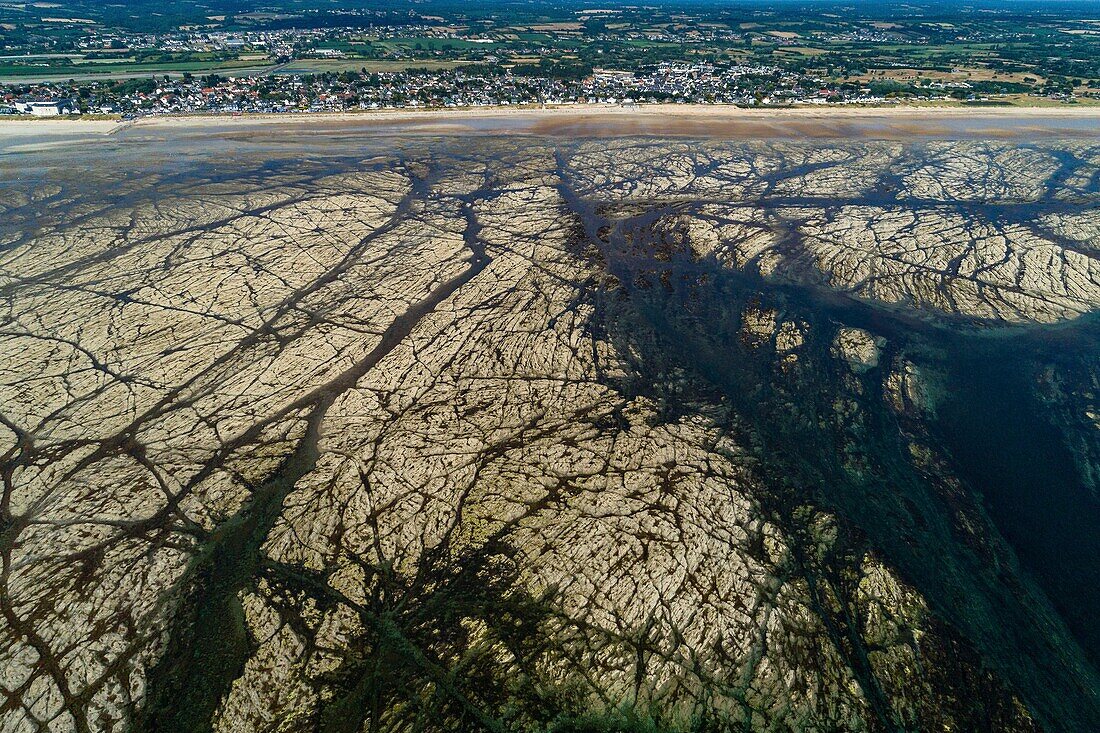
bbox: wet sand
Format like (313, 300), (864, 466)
(0, 118), (123, 135)
(0, 118), (125, 154)
(4, 104), (1100, 144)
(127, 104), (1100, 139)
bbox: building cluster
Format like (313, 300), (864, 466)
(0, 62), (880, 117)
(5, 55), (1075, 118)
(827, 29), (919, 44)
(71, 29), (309, 57)
(0, 98), (77, 116)
(585, 62), (819, 104)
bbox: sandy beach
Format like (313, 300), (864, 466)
(127, 102), (1100, 126)
(2, 103), (1099, 148)
(0, 118), (123, 135)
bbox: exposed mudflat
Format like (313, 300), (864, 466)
(1, 121), (1099, 732)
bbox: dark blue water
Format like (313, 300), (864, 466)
(935, 318), (1100, 662)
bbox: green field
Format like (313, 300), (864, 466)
(372, 36), (502, 52)
(0, 58), (273, 79)
(276, 59), (473, 74)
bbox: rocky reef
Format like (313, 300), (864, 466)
(0, 132), (1098, 732)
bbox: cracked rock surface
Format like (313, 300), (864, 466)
(1, 131), (1098, 733)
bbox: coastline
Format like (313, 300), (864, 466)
(3, 103), (1100, 144)
(0, 118), (123, 135)
(129, 102), (1100, 128)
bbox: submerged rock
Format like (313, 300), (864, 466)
(833, 327), (883, 373)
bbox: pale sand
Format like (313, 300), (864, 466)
(131, 103), (1100, 129)
(118, 105), (1100, 142)
(0, 118), (123, 135)
(2, 104), (1099, 141)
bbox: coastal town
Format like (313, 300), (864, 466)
(1, 61), (899, 118)
(0, 58), (1068, 118)
(2, 4), (1094, 119)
